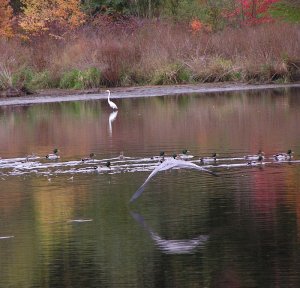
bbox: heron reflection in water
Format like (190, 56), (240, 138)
(131, 212), (209, 255)
(108, 110), (118, 136)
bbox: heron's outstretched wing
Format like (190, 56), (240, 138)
(129, 161), (174, 203)
(130, 159), (217, 203)
(129, 181), (149, 203)
(174, 160), (219, 177)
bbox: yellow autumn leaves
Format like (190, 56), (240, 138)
(0, 0), (14, 37)
(0, 0), (85, 38)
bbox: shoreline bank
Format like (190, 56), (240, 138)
(0, 82), (300, 107)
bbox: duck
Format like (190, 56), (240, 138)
(25, 153), (39, 161)
(81, 153), (95, 162)
(273, 149), (293, 161)
(119, 151), (124, 160)
(178, 149), (192, 160)
(21, 153), (39, 163)
(159, 151), (165, 162)
(46, 148), (60, 160)
(159, 151), (165, 157)
(200, 153), (218, 164)
(172, 153), (179, 159)
(247, 155), (264, 166)
(244, 150), (264, 161)
(94, 161), (111, 172)
(150, 151), (165, 161)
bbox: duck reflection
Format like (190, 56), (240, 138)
(108, 110), (118, 136)
(131, 211), (209, 255)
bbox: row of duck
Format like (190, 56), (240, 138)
(159, 149), (294, 164)
(0, 148), (295, 175)
(0, 148), (295, 163)
(32, 148), (295, 163)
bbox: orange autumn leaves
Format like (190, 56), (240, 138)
(0, 0), (14, 37)
(190, 19), (203, 31)
(19, 0), (85, 34)
(20, 0), (86, 35)
(190, 19), (212, 33)
(0, 0), (85, 38)
(190, 0), (281, 32)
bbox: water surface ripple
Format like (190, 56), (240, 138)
(0, 87), (300, 288)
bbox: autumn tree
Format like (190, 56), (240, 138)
(271, 0), (300, 22)
(82, 0), (163, 18)
(224, 0), (281, 25)
(161, 0), (236, 30)
(0, 0), (14, 37)
(19, 0), (86, 36)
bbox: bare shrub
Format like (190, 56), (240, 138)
(0, 20), (299, 89)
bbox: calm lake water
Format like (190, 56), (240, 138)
(1, 87), (300, 287)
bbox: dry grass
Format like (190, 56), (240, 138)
(0, 21), (299, 91)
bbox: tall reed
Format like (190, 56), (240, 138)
(0, 21), (299, 91)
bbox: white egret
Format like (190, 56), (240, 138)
(106, 90), (118, 110)
(129, 158), (218, 203)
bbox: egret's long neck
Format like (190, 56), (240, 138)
(107, 91), (110, 101)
